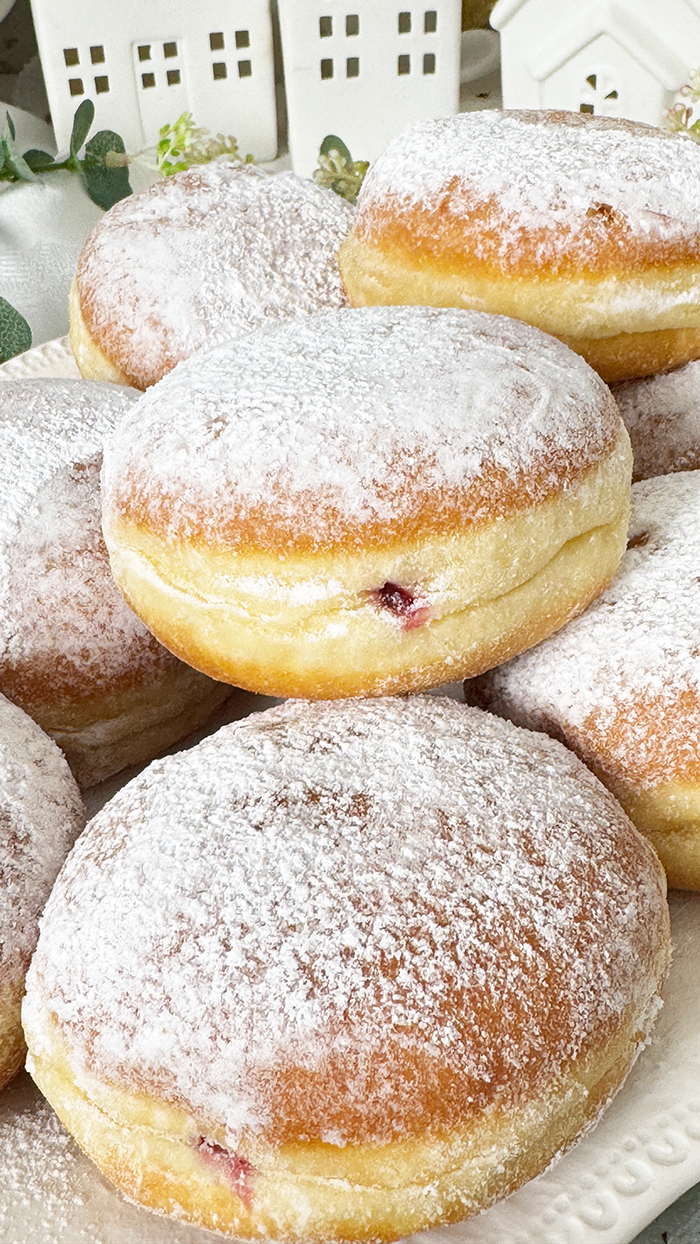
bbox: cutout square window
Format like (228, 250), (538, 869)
(319, 16), (333, 37)
(68, 77), (83, 94)
(423, 52), (435, 73)
(238, 59), (252, 77)
(424, 10), (437, 32)
(346, 56), (359, 76)
(398, 12), (411, 33)
(346, 14), (359, 35)
(167, 68), (181, 85)
(141, 72), (156, 88)
(210, 32), (225, 50)
(163, 41), (177, 58)
(213, 61), (227, 79)
(64, 47), (79, 66)
(90, 45), (105, 64)
(94, 74), (109, 93)
(235, 30), (250, 48)
(321, 57), (333, 78)
(138, 45), (151, 62)
(580, 102), (594, 113)
(398, 53), (411, 73)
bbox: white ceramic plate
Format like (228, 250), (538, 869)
(0, 340), (699, 1244)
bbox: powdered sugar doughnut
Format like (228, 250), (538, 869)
(22, 696), (670, 1241)
(339, 111), (700, 384)
(466, 471), (700, 890)
(0, 379), (229, 786)
(70, 163), (354, 390)
(613, 359), (700, 480)
(0, 693), (84, 1090)
(101, 306), (632, 698)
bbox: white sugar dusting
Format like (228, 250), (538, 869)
(0, 379), (183, 697)
(78, 164), (354, 385)
(102, 307), (620, 547)
(357, 111), (700, 267)
(0, 693), (83, 979)
(475, 472), (700, 782)
(26, 697), (667, 1147)
(614, 361), (700, 479)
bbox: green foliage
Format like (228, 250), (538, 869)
(156, 111), (252, 176)
(0, 296), (31, 364)
(0, 102), (132, 210)
(313, 135), (369, 205)
(81, 129), (132, 209)
(665, 70), (700, 142)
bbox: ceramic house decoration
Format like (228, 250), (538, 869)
(491, 0), (700, 127)
(28, 0), (278, 160)
(278, 0), (462, 178)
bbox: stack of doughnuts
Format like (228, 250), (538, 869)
(339, 110), (700, 384)
(8, 114), (694, 1243)
(0, 377), (230, 786)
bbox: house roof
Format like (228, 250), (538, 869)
(492, 0), (690, 91)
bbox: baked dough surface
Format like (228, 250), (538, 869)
(23, 697), (670, 1240)
(102, 306), (632, 697)
(467, 471), (700, 890)
(340, 112), (700, 382)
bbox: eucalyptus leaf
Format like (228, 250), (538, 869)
(22, 149), (56, 172)
(5, 149), (37, 182)
(319, 133), (353, 163)
(80, 128), (131, 209)
(0, 296), (31, 364)
(5, 111), (14, 141)
(69, 99), (95, 158)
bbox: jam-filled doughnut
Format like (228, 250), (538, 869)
(101, 306), (632, 699)
(22, 696), (670, 1241)
(0, 693), (84, 1090)
(466, 471), (700, 890)
(70, 163), (354, 390)
(0, 378), (229, 786)
(339, 111), (700, 384)
(613, 359), (700, 480)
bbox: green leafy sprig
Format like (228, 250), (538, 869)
(156, 111), (253, 176)
(664, 70), (700, 142)
(312, 134), (369, 205)
(0, 100), (132, 209)
(0, 296), (31, 364)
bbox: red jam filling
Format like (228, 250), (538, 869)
(371, 581), (430, 630)
(196, 1136), (256, 1210)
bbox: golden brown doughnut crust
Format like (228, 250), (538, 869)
(71, 164), (354, 390)
(23, 698), (670, 1240)
(466, 471), (700, 891)
(101, 306), (632, 698)
(339, 112), (700, 383)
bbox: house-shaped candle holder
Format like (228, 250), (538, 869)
(491, 0), (700, 127)
(28, 0), (278, 160)
(277, 1), (462, 177)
